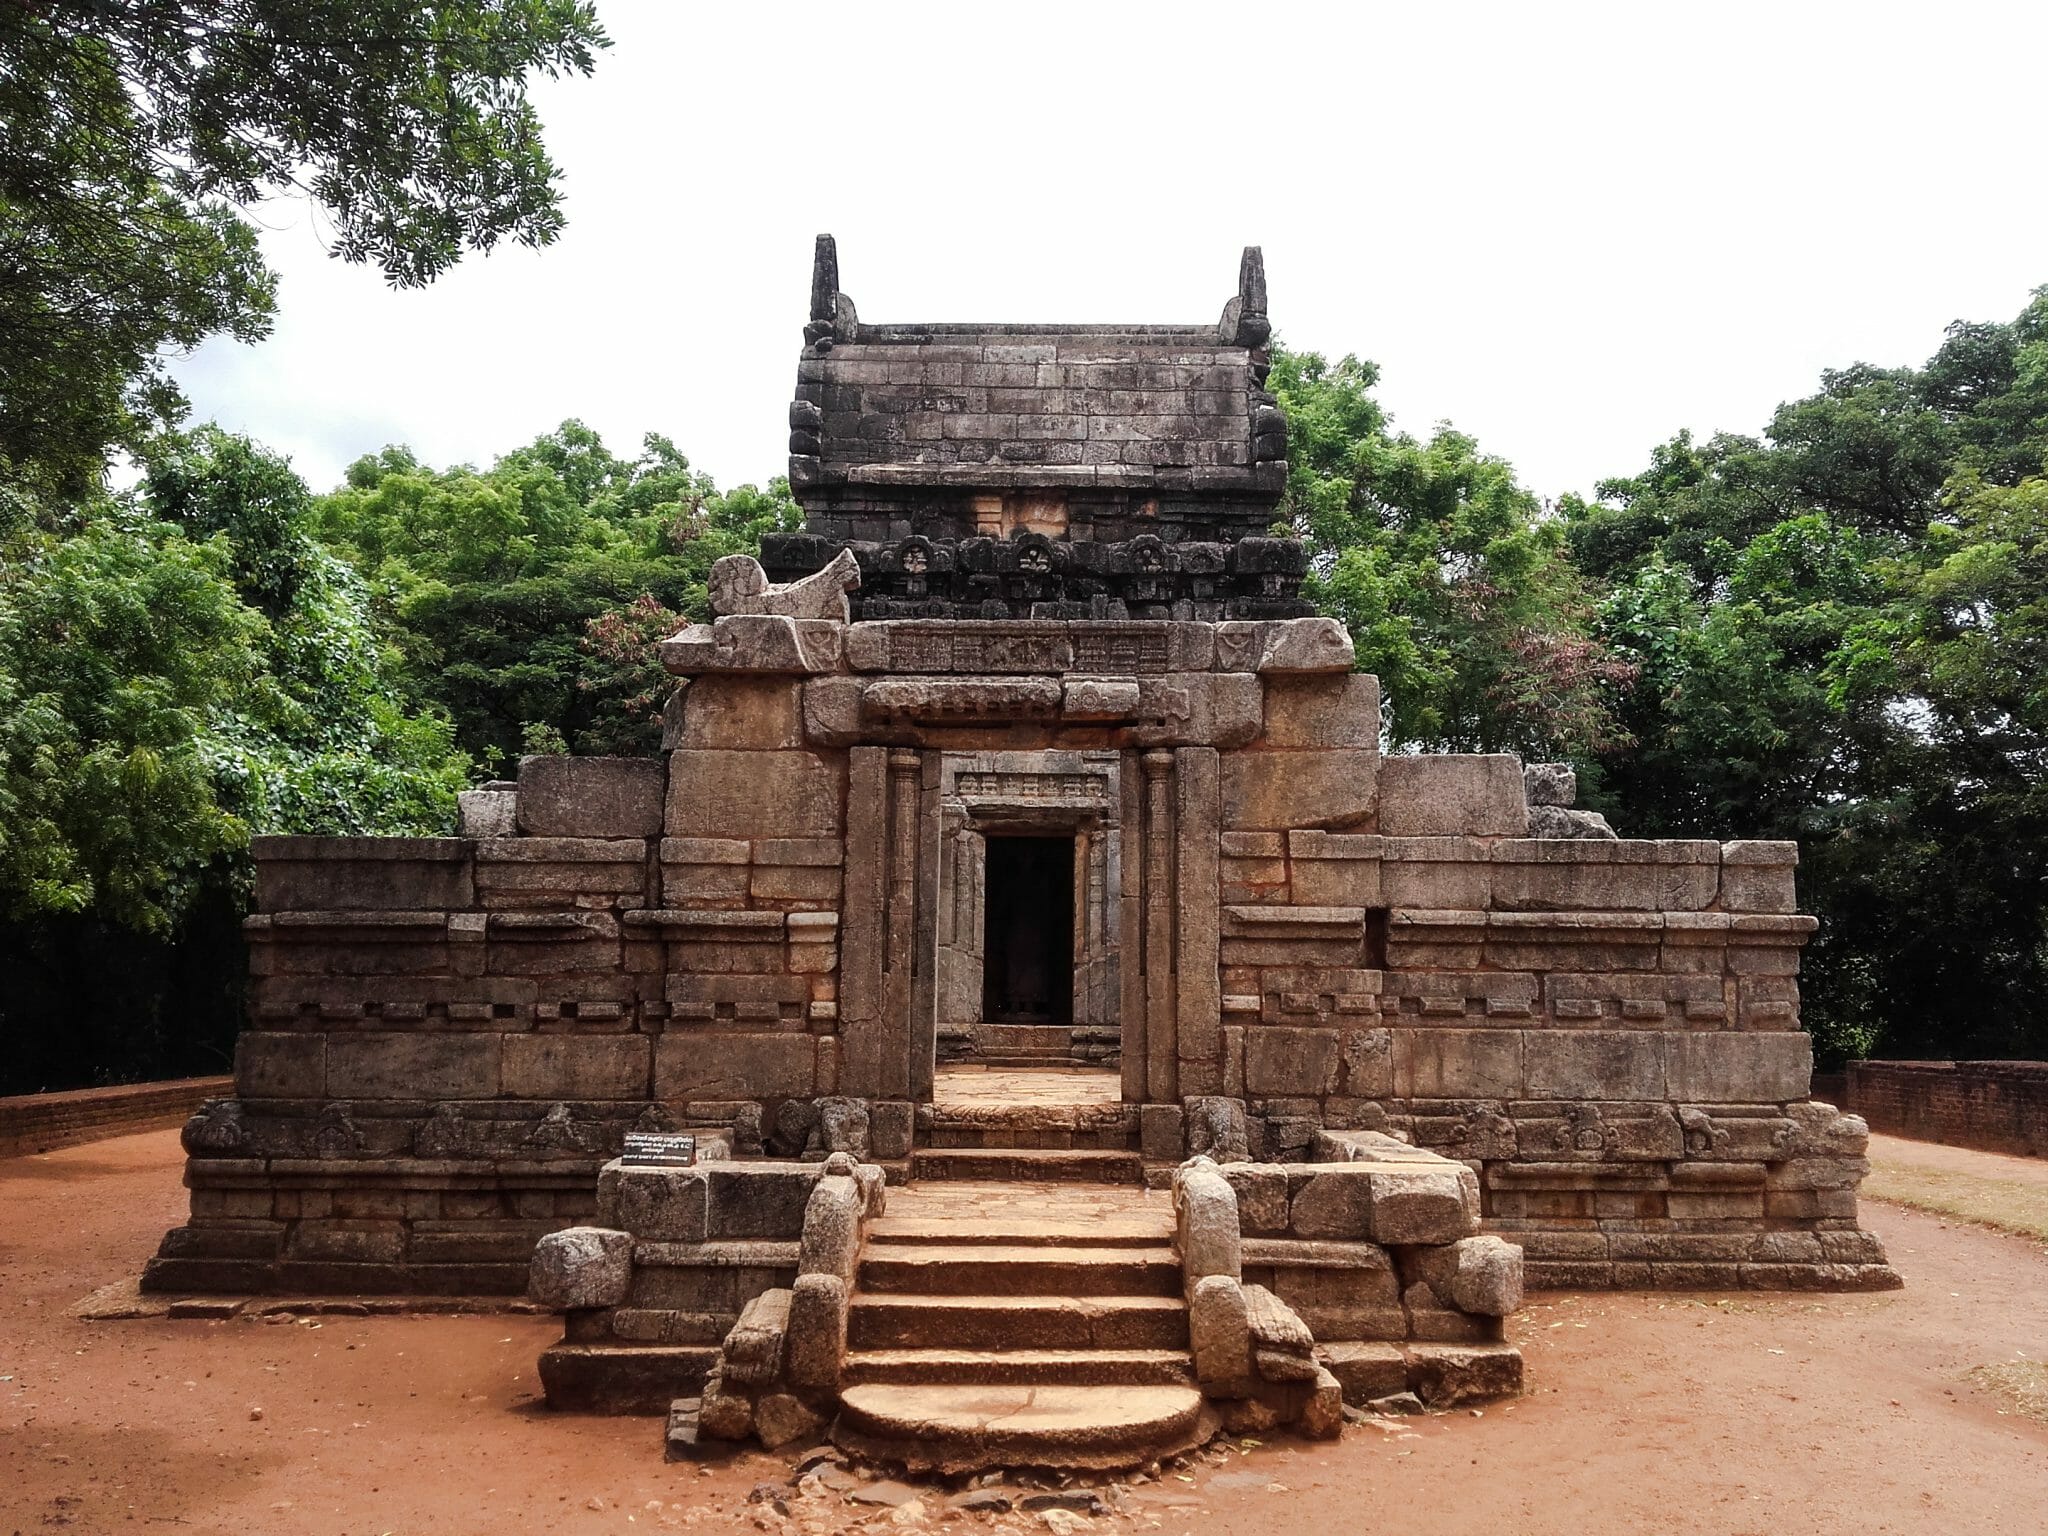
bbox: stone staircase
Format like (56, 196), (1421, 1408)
(830, 1183), (1212, 1472)
(916, 1067), (1140, 1186)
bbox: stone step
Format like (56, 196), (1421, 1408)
(965, 1054), (1118, 1068)
(847, 1293), (1189, 1352)
(909, 1148), (1145, 1184)
(842, 1348), (1197, 1388)
(833, 1383), (1212, 1474)
(867, 1182), (1174, 1248)
(858, 1243), (1181, 1297)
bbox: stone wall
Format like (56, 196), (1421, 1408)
(1847, 1060), (2048, 1158)
(0, 1076), (230, 1159)
(147, 608), (1894, 1295)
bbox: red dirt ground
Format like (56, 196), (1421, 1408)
(4, 1129), (2045, 1536)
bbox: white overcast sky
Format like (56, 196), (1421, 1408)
(172, 1), (2048, 506)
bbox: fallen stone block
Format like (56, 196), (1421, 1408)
(723, 1288), (793, 1388)
(753, 1391), (825, 1450)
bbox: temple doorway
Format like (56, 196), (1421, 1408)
(981, 835), (1075, 1025)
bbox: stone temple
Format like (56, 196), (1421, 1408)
(147, 240), (1899, 1468)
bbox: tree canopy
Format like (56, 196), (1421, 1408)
(1568, 290), (2048, 1062)
(1269, 346), (1634, 761)
(310, 422), (801, 767)
(0, 1), (607, 498)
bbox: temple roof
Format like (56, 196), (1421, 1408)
(787, 237), (1287, 512)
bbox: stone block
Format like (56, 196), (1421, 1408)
(697, 1369), (754, 1440)
(1523, 762), (1576, 806)
(1380, 838), (1492, 908)
(1367, 1165), (1479, 1244)
(1720, 840), (1799, 913)
(1405, 1343), (1524, 1406)
(1523, 1030), (1667, 1101)
(1446, 1236), (1524, 1316)
(754, 1392), (824, 1450)
(1130, 671), (1264, 749)
(866, 1101), (914, 1160)
(1317, 1340), (1407, 1405)
(253, 836), (472, 911)
(673, 677), (806, 750)
(516, 757), (666, 838)
(707, 1165), (820, 1240)
(1261, 673), (1381, 748)
(660, 615), (842, 676)
(723, 1287), (791, 1387)
(801, 677), (864, 747)
(798, 1175), (864, 1281)
(1665, 1032), (1813, 1103)
(1140, 1104), (1185, 1162)
(528, 1226), (632, 1310)
(1219, 1164), (1290, 1234)
(655, 1034), (818, 1101)
(457, 788), (518, 837)
(502, 1035), (652, 1101)
(785, 1271), (848, 1392)
(1301, 1365), (1344, 1439)
(1217, 617), (1355, 674)
(1175, 1165), (1243, 1281)
(1376, 755), (1528, 838)
(1185, 1096), (1250, 1162)
(234, 1031), (325, 1099)
(327, 1032), (501, 1100)
(1242, 1026), (1340, 1097)
(1392, 1029), (1523, 1099)
(1221, 750), (1377, 831)
(1491, 839), (1721, 911)
(1289, 1169), (1375, 1241)
(1188, 1273), (1253, 1385)
(666, 751), (842, 841)
(602, 1164), (708, 1241)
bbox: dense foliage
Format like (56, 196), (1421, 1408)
(1270, 348), (1635, 761)
(309, 423), (800, 768)
(0, 1), (606, 500)
(1560, 292), (2048, 1063)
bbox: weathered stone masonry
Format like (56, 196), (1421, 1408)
(147, 240), (1896, 1302)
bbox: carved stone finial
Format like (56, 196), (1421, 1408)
(1239, 245), (1267, 316)
(1220, 245), (1272, 347)
(809, 234), (838, 326)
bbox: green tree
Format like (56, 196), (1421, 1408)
(0, 2), (608, 497)
(311, 422), (800, 765)
(1570, 290), (2048, 1063)
(1272, 346), (1633, 760)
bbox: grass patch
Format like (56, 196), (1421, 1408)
(1969, 1359), (2048, 1425)
(1861, 1164), (2048, 1245)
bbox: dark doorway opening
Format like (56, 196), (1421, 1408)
(982, 835), (1074, 1024)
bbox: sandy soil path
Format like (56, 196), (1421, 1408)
(2, 1129), (2043, 1536)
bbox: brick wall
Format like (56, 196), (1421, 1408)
(1847, 1061), (2048, 1158)
(0, 1076), (230, 1158)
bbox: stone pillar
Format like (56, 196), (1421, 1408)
(910, 753), (942, 1101)
(1119, 756), (1147, 1102)
(1175, 746), (1221, 1095)
(1143, 749), (1178, 1103)
(839, 748), (891, 1097)
(936, 821), (985, 1027)
(883, 751), (921, 1099)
